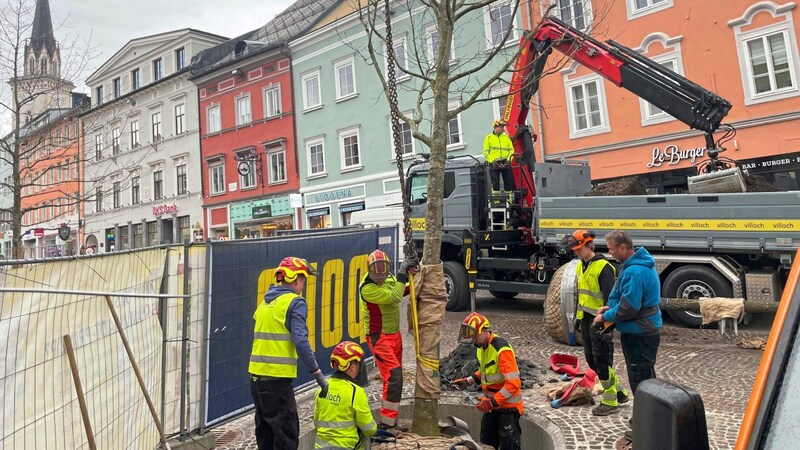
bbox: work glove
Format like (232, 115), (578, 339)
(398, 254), (420, 276)
(313, 368), (328, 399)
(452, 377), (472, 390)
(475, 396), (495, 413)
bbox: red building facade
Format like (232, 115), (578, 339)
(193, 46), (301, 240)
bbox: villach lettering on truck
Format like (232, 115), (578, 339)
(255, 254), (369, 352)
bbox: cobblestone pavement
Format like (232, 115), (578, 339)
(211, 292), (773, 450)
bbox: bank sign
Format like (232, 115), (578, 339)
(647, 144), (706, 168)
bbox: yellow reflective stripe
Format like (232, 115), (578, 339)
(505, 394), (521, 403)
(578, 289), (604, 300)
(250, 355), (296, 365)
(506, 372), (520, 380)
(315, 419), (356, 429)
(578, 305), (599, 314)
(314, 436), (350, 449)
(359, 420), (378, 432)
(499, 387), (512, 398)
(253, 332), (291, 341)
(484, 374), (505, 384)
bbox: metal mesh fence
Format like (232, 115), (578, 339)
(0, 244), (207, 449)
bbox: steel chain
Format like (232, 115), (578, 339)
(383, 0), (417, 261)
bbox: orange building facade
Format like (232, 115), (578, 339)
(524, 0), (800, 193)
(19, 109), (83, 258)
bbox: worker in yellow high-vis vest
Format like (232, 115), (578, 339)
(483, 119), (516, 193)
(313, 341), (377, 449)
(559, 230), (629, 416)
(249, 256), (328, 450)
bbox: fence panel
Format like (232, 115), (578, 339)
(205, 227), (399, 425)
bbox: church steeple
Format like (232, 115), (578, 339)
(30, 0), (57, 56)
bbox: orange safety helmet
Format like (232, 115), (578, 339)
(330, 341), (365, 371)
(275, 257), (315, 283)
(367, 249), (391, 278)
(558, 229), (596, 251)
(459, 312), (491, 342)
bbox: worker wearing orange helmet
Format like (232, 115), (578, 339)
(483, 119), (516, 193)
(559, 229), (629, 416)
(249, 257), (327, 450)
(453, 312), (523, 450)
(313, 341), (377, 449)
(359, 249), (419, 428)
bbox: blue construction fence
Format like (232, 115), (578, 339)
(205, 226), (399, 425)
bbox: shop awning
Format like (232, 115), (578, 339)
(306, 207), (330, 218)
(339, 202), (365, 213)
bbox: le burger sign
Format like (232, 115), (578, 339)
(646, 144), (706, 168)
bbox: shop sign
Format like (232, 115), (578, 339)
(305, 185), (366, 206)
(252, 205), (272, 219)
(153, 203), (179, 216)
(307, 207), (330, 218)
(740, 154), (800, 171)
(34, 228), (44, 237)
(58, 224), (71, 241)
(339, 202), (365, 213)
(646, 144), (706, 168)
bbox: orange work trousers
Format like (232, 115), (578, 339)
(367, 332), (403, 426)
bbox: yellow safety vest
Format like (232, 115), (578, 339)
(248, 292), (299, 378)
(483, 132), (514, 163)
(314, 375), (377, 449)
(576, 259), (615, 320)
(476, 336), (523, 413)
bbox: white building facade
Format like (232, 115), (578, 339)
(81, 29), (226, 253)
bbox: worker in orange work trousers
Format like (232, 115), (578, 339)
(453, 312), (523, 450)
(360, 249), (419, 429)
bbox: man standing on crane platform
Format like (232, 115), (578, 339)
(483, 120), (516, 195)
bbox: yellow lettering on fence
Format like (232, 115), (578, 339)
(321, 259), (344, 348)
(347, 255), (368, 343)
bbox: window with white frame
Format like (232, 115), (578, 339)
(207, 105), (221, 134)
(131, 68), (141, 90)
(340, 128), (361, 169)
(131, 176), (140, 204)
(391, 37), (409, 80)
(264, 86), (281, 117)
(335, 58), (356, 99)
(306, 138), (325, 176)
(113, 181), (120, 209)
(302, 71), (321, 109)
(238, 150), (257, 189)
(486, 1), (517, 47)
(95, 187), (103, 212)
(236, 95), (252, 125)
(268, 149), (286, 184)
(640, 57), (681, 124)
(209, 164), (225, 195)
(446, 102), (463, 148)
(151, 112), (162, 141)
(491, 84), (509, 123)
(176, 164), (187, 195)
(130, 120), (140, 148)
(554, 0), (592, 31)
(627, 0), (671, 19)
(426, 24), (456, 67)
(566, 75), (610, 136)
(153, 58), (163, 81)
(95, 134), (102, 160)
(153, 170), (163, 200)
(396, 120), (414, 156)
(731, 4), (800, 105)
(112, 127), (120, 155)
(175, 104), (186, 134)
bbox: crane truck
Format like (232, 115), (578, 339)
(406, 16), (800, 327)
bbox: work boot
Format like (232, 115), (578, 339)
(591, 403), (619, 416)
(618, 390), (630, 404)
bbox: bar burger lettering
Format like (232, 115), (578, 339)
(647, 144), (706, 168)
(152, 204), (179, 216)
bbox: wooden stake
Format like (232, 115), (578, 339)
(63, 335), (97, 450)
(104, 295), (170, 448)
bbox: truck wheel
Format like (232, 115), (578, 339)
(662, 265), (733, 328)
(443, 261), (470, 312)
(544, 263), (583, 346)
(489, 290), (518, 300)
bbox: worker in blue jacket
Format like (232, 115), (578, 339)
(594, 230), (661, 442)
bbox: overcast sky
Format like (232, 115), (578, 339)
(50, 0), (296, 92)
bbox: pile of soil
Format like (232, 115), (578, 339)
(584, 177), (647, 196)
(439, 343), (540, 391)
(744, 173), (781, 192)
